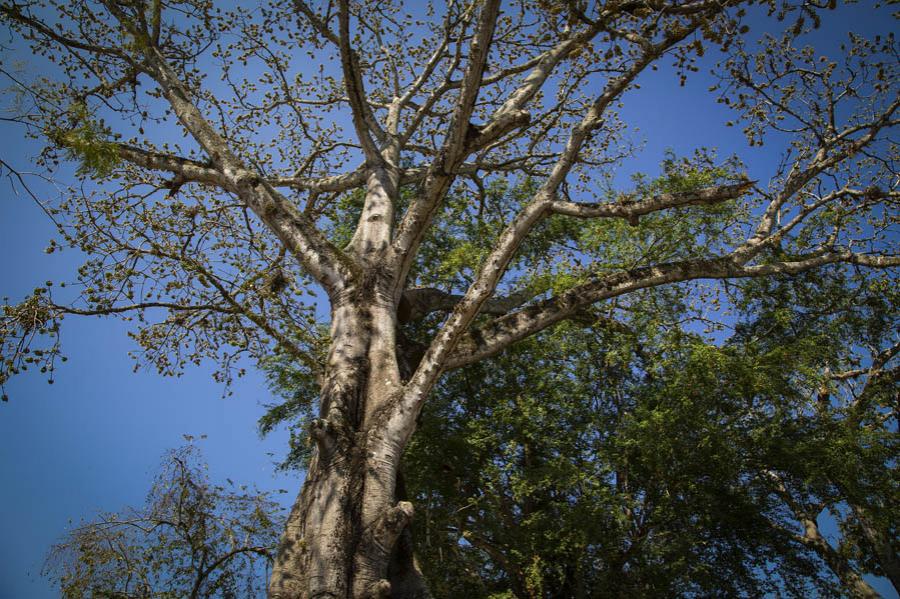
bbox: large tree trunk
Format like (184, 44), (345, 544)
(267, 283), (430, 598)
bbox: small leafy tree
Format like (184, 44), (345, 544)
(43, 445), (284, 599)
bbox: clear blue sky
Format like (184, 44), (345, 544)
(1, 3), (896, 598)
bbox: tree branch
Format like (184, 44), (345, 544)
(102, 8), (356, 295)
(398, 286), (536, 323)
(397, 24), (703, 421)
(336, 0), (386, 161)
(446, 250), (900, 369)
(115, 144), (223, 187)
(549, 180), (755, 225)
(390, 0), (504, 289)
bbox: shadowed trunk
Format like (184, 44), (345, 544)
(267, 285), (431, 598)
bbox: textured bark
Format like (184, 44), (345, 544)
(266, 150), (424, 596)
(268, 295), (414, 598)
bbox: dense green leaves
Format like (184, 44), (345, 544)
(400, 268), (897, 597)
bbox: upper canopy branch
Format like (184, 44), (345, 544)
(335, 0), (387, 162)
(733, 100), (899, 264)
(389, 0), (504, 288)
(292, 0), (339, 45)
(394, 18), (710, 437)
(76, 2), (358, 295)
(1, 3), (139, 65)
(550, 180), (755, 225)
(445, 250), (900, 370)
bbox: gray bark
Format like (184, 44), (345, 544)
(267, 292), (411, 597)
(3, 2), (898, 597)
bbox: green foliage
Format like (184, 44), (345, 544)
(47, 103), (120, 178)
(403, 320), (811, 597)
(258, 325), (329, 470)
(259, 165), (898, 595)
(2, 1), (897, 595)
(397, 266), (897, 597)
(579, 149), (748, 269)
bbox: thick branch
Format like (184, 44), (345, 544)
(398, 26), (701, 414)
(398, 287), (535, 323)
(115, 144), (223, 187)
(336, 0), (385, 161)
(268, 167), (368, 193)
(389, 0), (504, 289)
(550, 180), (755, 225)
(123, 24), (354, 294)
(446, 251), (900, 369)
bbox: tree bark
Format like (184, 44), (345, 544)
(268, 275), (430, 598)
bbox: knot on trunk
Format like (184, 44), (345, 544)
(352, 503), (416, 598)
(364, 579), (392, 598)
(385, 500), (414, 528)
(464, 108), (531, 152)
(362, 501), (415, 557)
(230, 168), (263, 192)
(309, 418), (337, 454)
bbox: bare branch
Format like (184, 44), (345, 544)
(336, 0), (386, 161)
(390, 0), (504, 288)
(446, 250), (900, 369)
(115, 145), (223, 187)
(397, 23), (705, 419)
(550, 180), (755, 225)
(101, 9), (357, 294)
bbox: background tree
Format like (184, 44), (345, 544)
(735, 271), (899, 598)
(0, 0), (897, 596)
(43, 444), (284, 598)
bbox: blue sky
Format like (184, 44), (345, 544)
(1, 3), (897, 598)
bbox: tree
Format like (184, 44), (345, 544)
(0, 0), (897, 596)
(43, 445), (284, 598)
(735, 272), (899, 598)
(383, 268), (898, 597)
